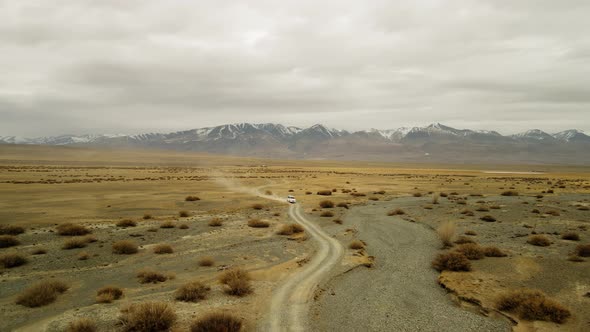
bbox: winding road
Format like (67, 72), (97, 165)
(266, 203), (344, 331)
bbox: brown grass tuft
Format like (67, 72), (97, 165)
(179, 210), (190, 217)
(160, 221), (175, 228)
(190, 312), (242, 332)
(66, 318), (97, 332)
(277, 223), (305, 235)
(16, 280), (69, 307)
(561, 232), (580, 241)
(483, 246), (507, 257)
(116, 219), (137, 227)
(0, 225), (25, 235)
(336, 202), (349, 209)
(320, 211), (334, 217)
(96, 286), (123, 303)
(454, 236), (475, 244)
(247, 219), (269, 228)
(431, 252), (471, 272)
(143, 213), (153, 220)
(153, 244), (173, 254)
(0, 235), (20, 248)
(319, 200), (334, 208)
(77, 252), (89, 260)
(412, 192), (423, 197)
(179, 223), (189, 229)
(454, 243), (485, 260)
(464, 230), (477, 236)
(62, 237), (88, 249)
(575, 244), (590, 257)
(251, 203), (264, 210)
(527, 235), (551, 247)
(185, 196), (200, 201)
(501, 190), (519, 196)
(175, 280), (210, 302)
(387, 208), (405, 216)
(208, 218), (223, 227)
(349, 240), (365, 250)
(136, 269), (168, 284)
(0, 253), (28, 268)
(112, 240), (138, 254)
(119, 302), (176, 332)
(317, 190), (332, 196)
(31, 248), (47, 255)
(333, 219), (343, 224)
(219, 268), (252, 296)
(496, 289), (570, 323)
(56, 223), (91, 236)
(198, 256), (215, 267)
(480, 215), (496, 222)
(437, 221), (456, 247)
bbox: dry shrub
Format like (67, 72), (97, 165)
(440, 192), (448, 197)
(143, 213), (153, 220)
(160, 221), (175, 228)
(277, 224), (304, 235)
(136, 269), (168, 284)
(190, 312), (242, 332)
(545, 210), (560, 216)
(116, 219), (137, 227)
(319, 200), (334, 208)
(437, 221), (456, 247)
(575, 244), (590, 257)
(247, 219), (269, 228)
(490, 205), (501, 209)
(349, 240), (365, 250)
(179, 224), (189, 229)
(96, 286), (123, 303)
(305, 191), (312, 195)
(0, 235), (20, 248)
(320, 211), (334, 217)
(351, 192), (366, 197)
(527, 235), (551, 247)
(198, 256), (214, 267)
(31, 248), (47, 255)
(153, 244), (173, 254)
(56, 223), (91, 236)
(62, 237), (88, 249)
(454, 236), (475, 244)
(175, 280), (210, 302)
(77, 252), (89, 260)
(387, 208), (405, 216)
(336, 202), (349, 209)
(431, 252), (471, 272)
(119, 302), (177, 332)
(265, 190), (273, 195)
(501, 190), (519, 196)
(464, 230), (477, 236)
(0, 253), (28, 268)
(561, 232), (579, 241)
(483, 246), (507, 257)
(317, 190), (332, 196)
(369, 197), (379, 201)
(578, 206), (589, 211)
(0, 225), (25, 235)
(67, 318), (96, 332)
(333, 219), (343, 224)
(531, 209), (540, 214)
(480, 215), (497, 222)
(412, 192), (422, 197)
(454, 243), (485, 260)
(208, 218), (223, 227)
(432, 194), (439, 204)
(179, 210), (190, 217)
(16, 280), (69, 307)
(496, 289), (570, 323)
(219, 268), (252, 296)
(185, 196), (201, 201)
(112, 240), (138, 254)
(251, 203), (264, 210)
(475, 206), (489, 212)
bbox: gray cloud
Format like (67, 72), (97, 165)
(0, 0), (589, 137)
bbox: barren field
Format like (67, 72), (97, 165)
(0, 145), (589, 331)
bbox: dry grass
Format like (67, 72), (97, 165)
(62, 237), (89, 249)
(0, 235), (20, 248)
(219, 268), (252, 296)
(143, 213), (153, 220)
(464, 230), (477, 236)
(0, 225), (25, 235)
(16, 280), (69, 307)
(475, 206), (489, 212)
(454, 243), (485, 260)
(575, 244), (590, 257)
(320, 211), (334, 217)
(96, 286), (123, 303)
(116, 219), (137, 227)
(179, 210), (190, 217)
(412, 192), (422, 197)
(185, 195), (201, 201)
(277, 223), (305, 235)
(136, 269), (168, 284)
(251, 203), (264, 210)
(349, 240), (365, 250)
(387, 208), (405, 216)
(153, 244), (173, 254)
(66, 318), (97, 332)
(431, 252), (471, 272)
(208, 218), (223, 227)
(119, 302), (177, 332)
(179, 223), (189, 229)
(561, 232), (580, 241)
(160, 221), (175, 229)
(545, 210), (560, 216)
(77, 252), (89, 260)
(454, 236), (475, 244)
(56, 223), (91, 236)
(247, 219), (269, 228)
(31, 248), (47, 255)
(112, 240), (138, 254)
(0, 253), (28, 268)
(175, 280), (210, 302)
(483, 246), (507, 257)
(317, 190), (332, 196)
(496, 289), (570, 323)
(333, 218), (343, 224)
(437, 221), (456, 247)
(190, 312), (242, 332)
(527, 235), (551, 247)
(501, 190), (519, 196)
(198, 256), (215, 267)
(319, 200), (334, 208)
(480, 215), (497, 222)
(337, 202), (349, 209)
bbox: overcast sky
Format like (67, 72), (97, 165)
(1, 0), (589, 137)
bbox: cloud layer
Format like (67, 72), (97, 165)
(1, 0), (589, 136)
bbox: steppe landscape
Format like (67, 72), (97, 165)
(0, 145), (588, 331)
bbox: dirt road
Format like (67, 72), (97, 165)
(311, 201), (510, 331)
(266, 204), (344, 331)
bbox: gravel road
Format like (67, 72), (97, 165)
(311, 202), (511, 332)
(265, 203), (344, 331)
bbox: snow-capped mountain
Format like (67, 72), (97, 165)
(2, 123), (589, 164)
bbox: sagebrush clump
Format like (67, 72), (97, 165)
(16, 280), (69, 307)
(119, 302), (177, 332)
(496, 289), (570, 323)
(190, 312), (242, 332)
(219, 268), (252, 296)
(431, 252), (471, 272)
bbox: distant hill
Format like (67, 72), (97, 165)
(2, 123), (590, 165)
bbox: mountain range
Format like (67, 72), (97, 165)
(2, 123), (590, 165)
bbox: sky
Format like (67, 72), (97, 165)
(1, 0), (589, 137)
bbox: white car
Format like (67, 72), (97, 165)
(287, 195), (296, 204)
